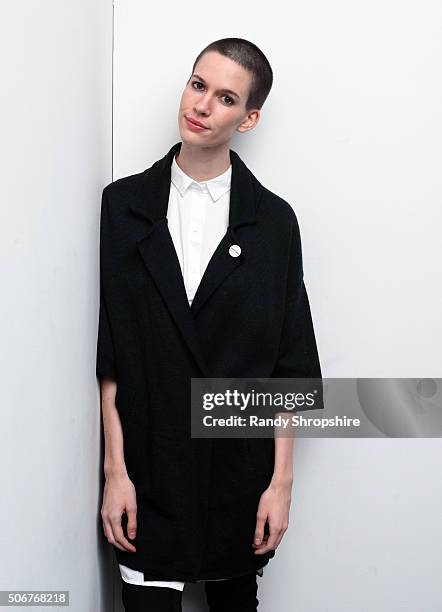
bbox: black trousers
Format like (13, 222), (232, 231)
(121, 572), (259, 612)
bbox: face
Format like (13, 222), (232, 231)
(178, 51), (260, 148)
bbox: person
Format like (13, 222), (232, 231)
(96, 37), (322, 611)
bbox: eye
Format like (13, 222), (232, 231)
(221, 95), (234, 106)
(191, 81), (235, 106)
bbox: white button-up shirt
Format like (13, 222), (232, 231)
(167, 152), (232, 305)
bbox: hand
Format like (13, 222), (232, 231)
(252, 478), (292, 555)
(101, 472), (137, 552)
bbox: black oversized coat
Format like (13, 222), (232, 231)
(96, 141), (322, 582)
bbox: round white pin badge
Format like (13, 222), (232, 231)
(229, 244), (241, 258)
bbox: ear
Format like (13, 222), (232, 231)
(236, 109), (260, 133)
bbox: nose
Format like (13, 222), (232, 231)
(193, 94), (210, 116)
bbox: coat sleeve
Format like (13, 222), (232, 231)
(96, 187), (118, 382)
(272, 214), (323, 410)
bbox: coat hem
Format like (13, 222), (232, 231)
(114, 551), (273, 583)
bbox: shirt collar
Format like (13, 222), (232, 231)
(171, 153), (231, 202)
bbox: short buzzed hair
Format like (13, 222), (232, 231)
(191, 37), (273, 111)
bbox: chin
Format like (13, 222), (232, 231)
(179, 131), (211, 147)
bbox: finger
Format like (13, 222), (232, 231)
(254, 527), (279, 555)
(252, 534), (268, 548)
(103, 518), (127, 552)
(126, 506), (137, 540)
(102, 519), (112, 542)
(253, 513), (267, 546)
(273, 528), (286, 550)
(111, 515), (137, 552)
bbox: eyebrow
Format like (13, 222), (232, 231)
(192, 74), (241, 100)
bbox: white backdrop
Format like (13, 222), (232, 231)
(1, 1), (441, 611)
(113, 1), (442, 611)
(0, 1), (113, 610)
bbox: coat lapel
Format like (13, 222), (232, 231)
(127, 141), (263, 375)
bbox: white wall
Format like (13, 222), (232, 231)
(1, 1), (440, 611)
(114, 1), (442, 611)
(0, 1), (113, 610)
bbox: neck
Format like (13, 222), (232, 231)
(175, 140), (231, 182)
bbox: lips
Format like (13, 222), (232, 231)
(185, 115), (208, 129)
